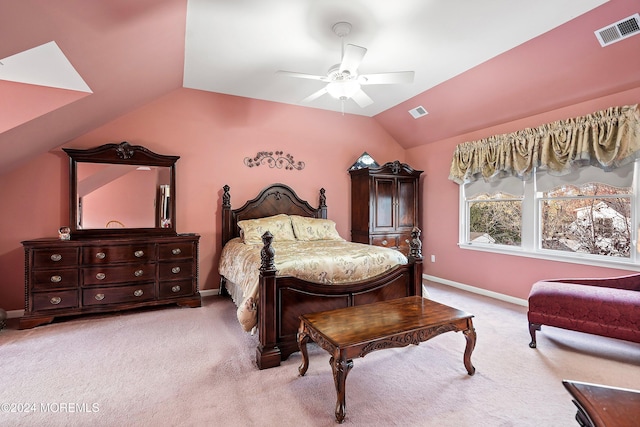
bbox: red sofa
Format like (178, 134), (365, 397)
(528, 273), (640, 348)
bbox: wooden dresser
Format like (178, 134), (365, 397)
(20, 234), (200, 329)
(350, 160), (422, 255)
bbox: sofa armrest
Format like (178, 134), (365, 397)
(547, 273), (640, 291)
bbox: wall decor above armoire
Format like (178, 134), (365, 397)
(244, 151), (305, 170)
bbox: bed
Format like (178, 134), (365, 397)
(219, 183), (423, 369)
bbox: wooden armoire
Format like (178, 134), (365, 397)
(350, 160), (422, 255)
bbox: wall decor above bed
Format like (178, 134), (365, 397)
(219, 183), (423, 369)
(244, 150), (305, 170)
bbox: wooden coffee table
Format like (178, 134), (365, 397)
(563, 380), (640, 427)
(297, 296), (476, 423)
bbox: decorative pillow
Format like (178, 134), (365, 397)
(290, 215), (344, 241)
(238, 214), (296, 244)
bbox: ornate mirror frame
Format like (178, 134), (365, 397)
(63, 141), (179, 239)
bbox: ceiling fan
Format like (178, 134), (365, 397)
(277, 22), (415, 109)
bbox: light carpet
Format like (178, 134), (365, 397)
(1, 282), (638, 426)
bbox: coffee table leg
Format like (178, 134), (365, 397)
(297, 324), (310, 376)
(463, 319), (476, 376)
(330, 355), (353, 424)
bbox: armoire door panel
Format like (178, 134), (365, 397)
(373, 178), (395, 229)
(397, 179), (417, 229)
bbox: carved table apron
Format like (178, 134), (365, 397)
(297, 296), (476, 423)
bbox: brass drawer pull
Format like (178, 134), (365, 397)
(133, 289), (144, 297)
(172, 248), (182, 255)
(171, 266), (181, 274)
(50, 275), (62, 283)
(96, 252), (106, 260)
(50, 296), (61, 305)
(134, 269), (144, 277)
(381, 240), (388, 245)
(50, 254), (62, 262)
(134, 250), (144, 258)
(95, 293), (105, 301)
(96, 272), (106, 280)
(171, 285), (181, 293)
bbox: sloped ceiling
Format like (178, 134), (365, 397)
(1, 0), (639, 176)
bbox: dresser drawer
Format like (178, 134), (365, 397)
(83, 264), (156, 286)
(32, 290), (79, 311)
(32, 247), (79, 268)
(32, 269), (79, 290)
(159, 279), (194, 298)
(159, 260), (193, 280)
(83, 244), (155, 264)
(159, 242), (194, 260)
(82, 283), (155, 306)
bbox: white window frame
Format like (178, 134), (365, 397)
(458, 161), (640, 271)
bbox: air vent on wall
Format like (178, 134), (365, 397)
(594, 13), (640, 47)
(409, 106), (428, 119)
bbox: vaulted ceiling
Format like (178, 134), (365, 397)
(1, 0), (639, 175)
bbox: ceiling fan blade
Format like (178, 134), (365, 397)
(276, 70), (328, 81)
(358, 71), (415, 85)
(301, 87), (328, 103)
(339, 44), (367, 74)
(351, 88), (374, 108)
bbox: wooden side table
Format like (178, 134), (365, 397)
(563, 380), (640, 427)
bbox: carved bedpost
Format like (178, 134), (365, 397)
(258, 231), (281, 369)
(222, 185), (232, 244)
(408, 227), (424, 297)
(318, 188), (327, 219)
(409, 227), (422, 259)
(260, 231), (276, 272)
(220, 185), (232, 296)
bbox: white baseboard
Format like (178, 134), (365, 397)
(200, 289), (219, 298)
(6, 309), (24, 319)
(424, 274), (528, 307)
(5, 282), (523, 318)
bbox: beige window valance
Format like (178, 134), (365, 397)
(449, 104), (640, 184)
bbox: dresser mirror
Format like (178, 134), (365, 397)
(63, 141), (179, 238)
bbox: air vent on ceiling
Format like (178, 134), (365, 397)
(594, 13), (640, 47)
(409, 106), (428, 119)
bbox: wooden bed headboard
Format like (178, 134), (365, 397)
(221, 183), (327, 247)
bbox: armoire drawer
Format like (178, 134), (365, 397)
(83, 264), (155, 286)
(83, 244), (155, 264)
(31, 269), (79, 290)
(371, 235), (399, 248)
(32, 290), (79, 311)
(82, 283), (155, 306)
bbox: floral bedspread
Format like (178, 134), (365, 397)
(218, 238), (407, 331)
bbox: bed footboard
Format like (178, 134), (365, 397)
(256, 228), (423, 370)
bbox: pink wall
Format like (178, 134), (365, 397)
(408, 86), (640, 300)
(0, 88), (406, 311)
(1, 85), (638, 312)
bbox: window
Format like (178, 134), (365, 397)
(465, 176), (523, 247)
(460, 162), (637, 266)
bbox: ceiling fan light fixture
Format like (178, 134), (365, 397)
(326, 80), (360, 100)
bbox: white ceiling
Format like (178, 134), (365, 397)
(182, 0), (608, 116)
